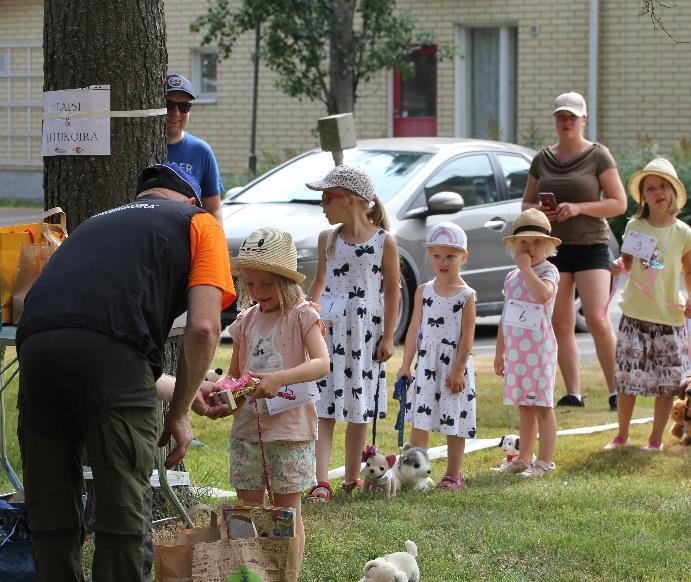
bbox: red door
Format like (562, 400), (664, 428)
(393, 45), (437, 137)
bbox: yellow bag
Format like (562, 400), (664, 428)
(0, 208), (66, 324)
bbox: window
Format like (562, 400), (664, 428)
(496, 154), (531, 199)
(192, 50), (218, 101)
(423, 154), (497, 207)
(456, 25), (517, 142)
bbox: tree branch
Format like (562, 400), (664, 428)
(639, 1), (689, 43)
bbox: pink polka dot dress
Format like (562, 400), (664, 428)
(501, 261), (559, 408)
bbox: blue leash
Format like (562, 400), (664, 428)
(393, 376), (409, 448)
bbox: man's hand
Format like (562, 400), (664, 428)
(158, 411), (193, 469)
(191, 380), (231, 419)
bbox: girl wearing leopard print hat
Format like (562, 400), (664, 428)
(303, 165), (400, 502)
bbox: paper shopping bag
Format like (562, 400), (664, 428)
(0, 208), (66, 323)
(12, 242), (59, 324)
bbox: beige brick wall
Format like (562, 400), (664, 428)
(2, 0), (691, 180)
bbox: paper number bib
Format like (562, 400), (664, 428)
(319, 292), (347, 322)
(504, 299), (543, 331)
(621, 230), (658, 261)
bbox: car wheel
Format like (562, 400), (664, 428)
(394, 262), (416, 345)
(574, 296), (588, 333)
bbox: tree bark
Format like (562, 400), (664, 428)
(43, 0), (167, 231)
(328, 0), (355, 114)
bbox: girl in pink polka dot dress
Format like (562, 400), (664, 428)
(494, 209), (561, 477)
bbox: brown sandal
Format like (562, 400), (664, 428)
(304, 480), (333, 503)
(340, 479), (363, 493)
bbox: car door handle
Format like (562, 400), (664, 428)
(484, 218), (506, 231)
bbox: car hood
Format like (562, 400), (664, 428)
(222, 202), (325, 254)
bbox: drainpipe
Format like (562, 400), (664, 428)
(588, 0), (599, 141)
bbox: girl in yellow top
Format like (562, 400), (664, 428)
(605, 158), (691, 451)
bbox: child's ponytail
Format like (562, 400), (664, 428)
(326, 224), (344, 259)
(367, 196), (390, 231)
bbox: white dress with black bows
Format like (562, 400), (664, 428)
(316, 229), (387, 423)
(406, 281), (477, 438)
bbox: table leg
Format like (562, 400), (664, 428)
(0, 345), (22, 491)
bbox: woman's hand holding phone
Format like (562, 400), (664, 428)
(538, 192), (558, 221)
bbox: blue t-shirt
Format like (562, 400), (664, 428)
(167, 132), (223, 199)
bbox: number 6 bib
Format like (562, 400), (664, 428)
(504, 299), (544, 331)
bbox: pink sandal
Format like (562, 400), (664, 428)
(304, 480), (333, 503)
(435, 474), (466, 491)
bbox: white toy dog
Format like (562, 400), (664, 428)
(359, 540), (420, 582)
(361, 445), (398, 499)
(392, 443), (433, 491)
(498, 434), (520, 463)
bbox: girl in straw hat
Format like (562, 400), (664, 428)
(493, 209), (561, 477)
(224, 227), (330, 567)
(303, 165), (400, 501)
(604, 158), (691, 451)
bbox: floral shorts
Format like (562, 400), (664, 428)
(230, 437), (316, 494)
(615, 315), (690, 397)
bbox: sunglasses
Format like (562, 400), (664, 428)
(166, 100), (192, 113)
(321, 190), (347, 204)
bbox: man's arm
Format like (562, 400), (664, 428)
(202, 194), (223, 223)
(158, 284), (222, 468)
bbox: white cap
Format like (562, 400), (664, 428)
(424, 222), (468, 250)
(553, 92), (587, 117)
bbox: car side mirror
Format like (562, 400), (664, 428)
(427, 191), (465, 214)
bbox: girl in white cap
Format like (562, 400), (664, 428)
(303, 165), (400, 501)
(604, 158), (691, 451)
(494, 209), (561, 477)
(223, 227), (330, 567)
(397, 222), (477, 491)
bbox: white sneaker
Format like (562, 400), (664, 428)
(491, 458), (531, 474)
(518, 459), (555, 478)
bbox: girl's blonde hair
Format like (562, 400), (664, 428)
(325, 191), (390, 258)
(235, 272), (305, 315)
(506, 239), (558, 259)
(634, 175), (681, 218)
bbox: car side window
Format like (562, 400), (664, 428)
(423, 154), (497, 207)
(496, 154), (531, 199)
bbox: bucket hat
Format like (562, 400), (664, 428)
(628, 157), (686, 208)
(136, 163), (202, 207)
(233, 227), (306, 283)
(553, 92), (587, 117)
(503, 208), (561, 246)
(306, 165), (375, 202)
(165, 73), (196, 99)
(424, 222), (468, 251)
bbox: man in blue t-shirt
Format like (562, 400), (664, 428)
(165, 73), (224, 222)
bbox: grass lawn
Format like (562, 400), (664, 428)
(1, 343), (689, 580)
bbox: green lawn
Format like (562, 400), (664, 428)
(2, 343), (689, 580)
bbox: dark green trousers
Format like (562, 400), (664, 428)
(18, 329), (157, 582)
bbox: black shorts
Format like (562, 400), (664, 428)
(548, 243), (612, 273)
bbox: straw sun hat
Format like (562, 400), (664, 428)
(503, 208), (562, 246)
(233, 227), (306, 283)
(628, 157), (687, 209)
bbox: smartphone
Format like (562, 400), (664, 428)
(538, 192), (557, 210)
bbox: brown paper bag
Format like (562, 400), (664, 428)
(12, 242), (59, 324)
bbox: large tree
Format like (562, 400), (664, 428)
(43, 0), (168, 230)
(191, 0), (431, 114)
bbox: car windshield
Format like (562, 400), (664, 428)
(228, 149), (433, 204)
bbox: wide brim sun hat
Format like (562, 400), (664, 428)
(628, 157), (686, 209)
(305, 164), (375, 202)
(503, 208), (562, 246)
(424, 222), (468, 251)
(233, 227), (306, 283)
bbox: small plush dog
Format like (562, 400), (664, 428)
(361, 445), (398, 498)
(392, 443), (433, 491)
(359, 540), (420, 582)
(498, 434), (520, 463)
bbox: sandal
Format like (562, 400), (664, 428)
(340, 479), (363, 493)
(304, 480), (333, 503)
(435, 474), (466, 491)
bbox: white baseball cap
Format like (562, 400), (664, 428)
(424, 222), (468, 251)
(553, 92), (587, 117)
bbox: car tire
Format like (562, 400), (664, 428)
(394, 262), (416, 345)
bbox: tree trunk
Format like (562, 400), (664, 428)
(328, 0), (355, 114)
(43, 0), (167, 231)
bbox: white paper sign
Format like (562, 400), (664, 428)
(319, 292), (347, 322)
(504, 299), (543, 331)
(265, 382), (319, 416)
(621, 230), (657, 261)
(42, 86), (110, 156)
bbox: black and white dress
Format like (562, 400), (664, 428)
(406, 281), (477, 438)
(317, 229), (387, 423)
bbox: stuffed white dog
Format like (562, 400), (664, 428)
(392, 444), (433, 491)
(498, 434), (520, 462)
(359, 540), (420, 582)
